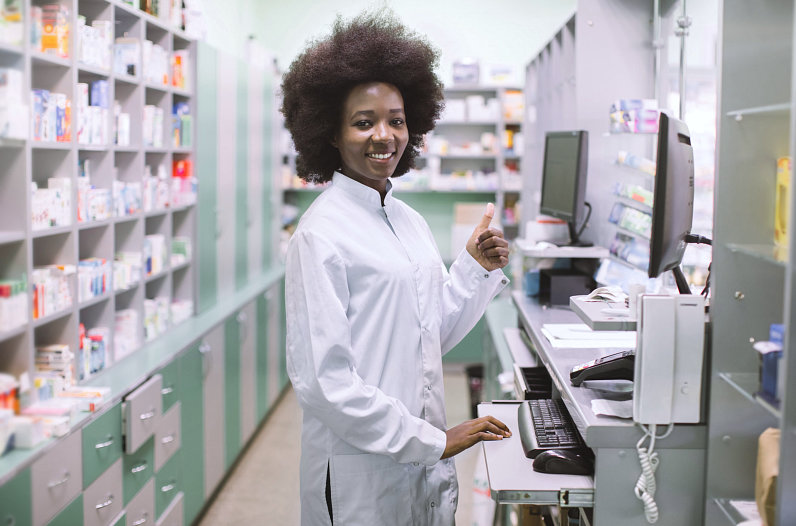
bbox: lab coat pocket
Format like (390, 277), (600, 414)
(330, 453), (413, 526)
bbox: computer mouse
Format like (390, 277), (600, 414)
(532, 449), (594, 476)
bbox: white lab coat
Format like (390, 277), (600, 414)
(286, 173), (507, 525)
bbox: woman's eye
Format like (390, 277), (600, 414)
(354, 120), (371, 128)
(392, 118), (405, 126)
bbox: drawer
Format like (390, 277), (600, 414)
(111, 512), (126, 526)
(155, 492), (183, 526)
(158, 360), (180, 413)
(125, 478), (155, 526)
(83, 458), (123, 526)
(123, 436), (155, 505)
(83, 402), (124, 488)
(124, 375), (163, 454)
(154, 403), (181, 472)
(155, 451), (182, 519)
(32, 430), (83, 526)
(0, 468), (31, 526)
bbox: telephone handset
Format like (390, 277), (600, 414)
(570, 350), (635, 386)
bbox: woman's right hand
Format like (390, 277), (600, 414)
(441, 416), (511, 459)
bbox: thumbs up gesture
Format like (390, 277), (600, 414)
(466, 203), (509, 271)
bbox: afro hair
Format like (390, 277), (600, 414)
(280, 11), (444, 184)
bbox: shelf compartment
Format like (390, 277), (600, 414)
(78, 292), (111, 310)
(0, 41), (23, 56)
(77, 62), (110, 78)
(717, 372), (781, 419)
(31, 51), (71, 69)
(30, 141), (72, 150)
(0, 325), (27, 344)
(32, 224), (73, 239)
(725, 243), (787, 267)
(0, 232), (26, 245)
(32, 306), (73, 329)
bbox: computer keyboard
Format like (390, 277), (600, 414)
(518, 398), (585, 459)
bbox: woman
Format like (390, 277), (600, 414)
(282, 12), (511, 526)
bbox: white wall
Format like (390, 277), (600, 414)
(200, 0), (577, 86)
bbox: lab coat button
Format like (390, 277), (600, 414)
(483, 273), (489, 279)
(426, 385), (432, 391)
(430, 502), (436, 508)
(413, 462), (419, 467)
(501, 279), (508, 285)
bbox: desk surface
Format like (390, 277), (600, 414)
(511, 291), (705, 449)
(477, 402), (594, 506)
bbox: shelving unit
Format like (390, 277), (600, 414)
(0, 0), (197, 395)
(705, 1), (795, 524)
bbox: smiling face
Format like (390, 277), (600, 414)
(333, 82), (409, 194)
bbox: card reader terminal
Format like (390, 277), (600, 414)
(570, 350), (635, 386)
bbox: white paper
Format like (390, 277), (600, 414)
(591, 398), (634, 419)
(541, 327), (636, 349)
(543, 323), (637, 341)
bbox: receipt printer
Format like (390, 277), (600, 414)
(538, 268), (595, 305)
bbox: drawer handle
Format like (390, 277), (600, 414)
(161, 433), (176, 445)
(161, 386), (174, 395)
(131, 462), (148, 474)
(5, 514), (16, 526)
(95, 436), (114, 449)
(132, 513), (149, 526)
(161, 482), (176, 493)
(95, 494), (114, 510)
(47, 471), (70, 489)
(139, 410), (156, 421)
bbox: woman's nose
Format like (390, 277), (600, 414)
(372, 122), (390, 142)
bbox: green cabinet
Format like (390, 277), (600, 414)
(122, 436), (154, 505)
(179, 344), (204, 526)
(82, 403), (123, 489)
(256, 293), (270, 420)
(46, 495), (83, 526)
(155, 451), (182, 519)
(159, 360), (181, 414)
(0, 468), (31, 526)
(224, 316), (242, 468)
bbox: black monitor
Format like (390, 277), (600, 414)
(648, 111), (695, 294)
(539, 130), (591, 246)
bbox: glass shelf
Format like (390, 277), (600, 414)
(726, 103), (790, 120)
(718, 371), (781, 419)
(725, 243), (787, 267)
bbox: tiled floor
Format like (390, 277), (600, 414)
(197, 364), (479, 525)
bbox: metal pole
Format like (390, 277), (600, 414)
(675, 0), (692, 121)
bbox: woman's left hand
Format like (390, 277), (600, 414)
(466, 203), (509, 271)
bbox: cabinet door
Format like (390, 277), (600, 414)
(239, 301), (257, 443)
(202, 324), (225, 498)
(82, 402), (123, 489)
(32, 429), (82, 526)
(82, 459), (123, 526)
(46, 495), (83, 526)
(125, 478), (154, 526)
(216, 54), (238, 296)
(179, 344), (204, 526)
(256, 292), (270, 421)
(224, 315), (241, 467)
(122, 436), (154, 505)
(154, 403), (181, 473)
(158, 360), (180, 414)
(0, 468), (31, 526)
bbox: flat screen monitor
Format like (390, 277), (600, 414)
(539, 130), (590, 246)
(648, 111), (694, 293)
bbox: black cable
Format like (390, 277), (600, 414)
(685, 234), (712, 246)
(576, 202), (593, 239)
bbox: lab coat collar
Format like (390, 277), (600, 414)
(332, 172), (394, 210)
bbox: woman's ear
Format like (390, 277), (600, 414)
(330, 136), (338, 149)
